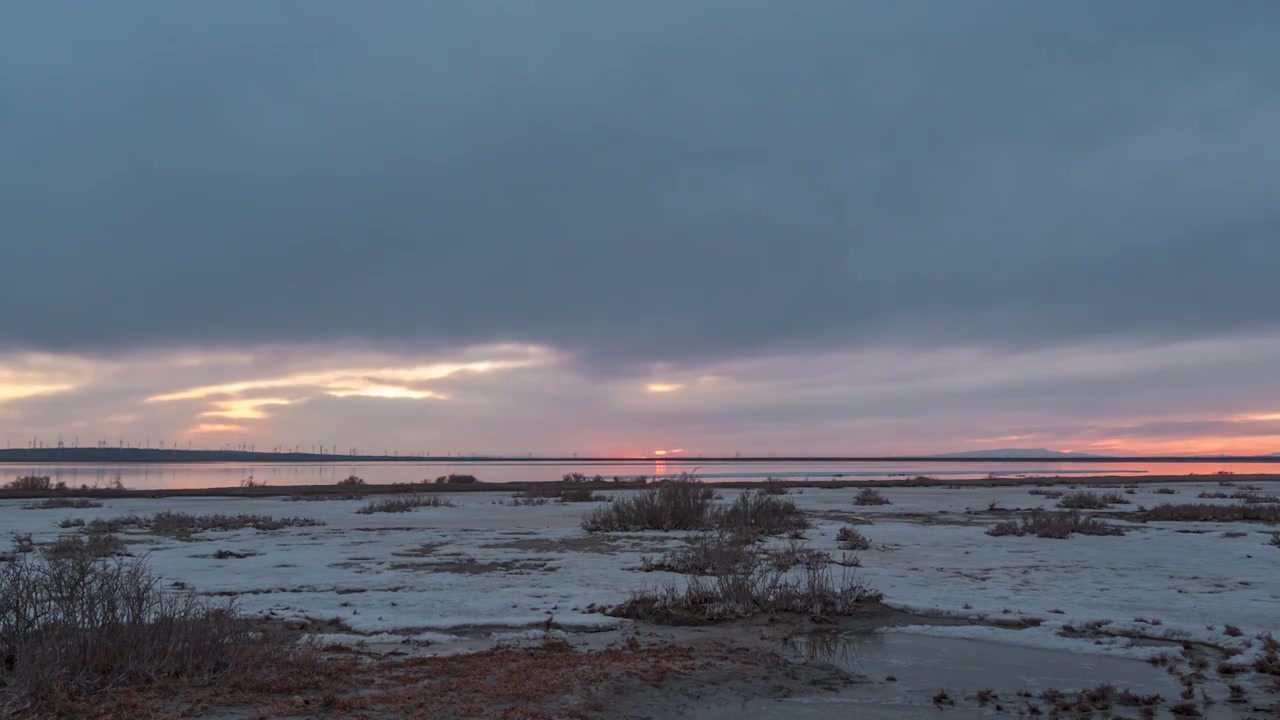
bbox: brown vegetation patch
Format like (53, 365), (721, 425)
(0, 554), (318, 718)
(581, 480), (717, 532)
(987, 511), (1125, 538)
(1198, 490), (1280, 503)
(1142, 503), (1280, 523)
(612, 531), (880, 624)
(355, 495), (454, 514)
(853, 488), (892, 506)
(260, 637), (837, 720)
(836, 525), (872, 551)
(86, 512), (323, 536)
(717, 491), (809, 536)
(1029, 489), (1065, 499)
(1056, 491), (1130, 509)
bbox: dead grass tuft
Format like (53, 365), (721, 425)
(1142, 503), (1280, 523)
(1117, 689), (1162, 706)
(1255, 632), (1280, 676)
(1056, 491), (1130, 509)
(355, 495), (455, 514)
(614, 531), (878, 623)
(613, 557), (880, 623)
(836, 525), (872, 551)
(86, 512), (323, 535)
(853, 488), (892, 506)
(987, 510), (1125, 539)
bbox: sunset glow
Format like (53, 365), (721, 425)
(189, 423), (250, 434)
(200, 398), (293, 419)
(645, 383), (683, 393)
(0, 382), (76, 403)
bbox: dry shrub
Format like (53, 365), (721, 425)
(581, 480), (716, 532)
(612, 550), (880, 623)
(336, 475), (366, 487)
(836, 525), (871, 551)
(640, 531), (754, 575)
(1270, 532), (1280, 547)
(1142, 503), (1280, 523)
(0, 554), (309, 714)
(716, 492), (808, 536)
(87, 512), (323, 535)
(1057, 492), (1129, 509)
(1153, 488), (1178, 495)
(3, 475), (53, 491)
(987, 511), (1125, 539)
(558, 488), (609, 503)
(853, 488), (891, 506)
(355, 495), (454, 514)
(22, 497), (102, 510)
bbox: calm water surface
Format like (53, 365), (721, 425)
(4, 459), (1279, 490)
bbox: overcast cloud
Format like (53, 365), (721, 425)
(1, 2), (1278, 454)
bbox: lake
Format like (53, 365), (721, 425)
(4, 458), (1280, 490)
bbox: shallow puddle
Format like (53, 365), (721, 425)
(690, 630), (1248, 719)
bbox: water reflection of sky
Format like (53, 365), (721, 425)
(5, 460), (1280, 491)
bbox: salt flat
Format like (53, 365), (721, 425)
(4, 479), (1278, 717)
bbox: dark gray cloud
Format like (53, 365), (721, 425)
(3, 1), (1278, 366)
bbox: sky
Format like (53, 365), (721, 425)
(2, 1), (1279, 457)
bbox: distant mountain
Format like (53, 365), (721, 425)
(929, 448), (1108, 459)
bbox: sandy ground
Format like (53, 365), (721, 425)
(3, 479), (1279, 718)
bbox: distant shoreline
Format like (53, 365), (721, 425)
(2, 472), (1278, 500)
(1, 448), (1277, 464)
